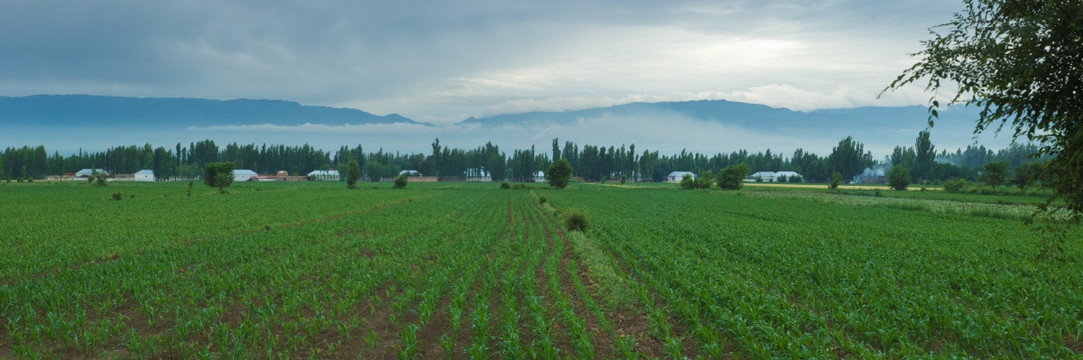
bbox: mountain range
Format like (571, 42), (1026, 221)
(0, 94), (1009, 157)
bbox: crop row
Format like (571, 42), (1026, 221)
(544, 185), (1083, 358)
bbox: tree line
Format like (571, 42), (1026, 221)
(0, 134), (1046, 184)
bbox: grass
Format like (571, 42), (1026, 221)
(1, 180), (1079, 358)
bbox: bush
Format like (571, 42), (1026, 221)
(203, 162), (235, 190)
(538, 196), (548, 205)
(829, 171), (841, 189)
(187, 180), (194, 197)
(546, 159), (573, 189)
(943, 178), (967, 192)
(717, 163), (750, 190)
(88, 170), (109, 186)
(500, 181), (511, 189)
(888, 165), (910, 191)
(111, 191), (123, 201)
(346, 160), (361, 189)
(393, 174), (408, 189)
(694, 170), (714, 189)
(513, 183), (527, 190)
(562, 208), (590, 232)
(679, 174), (695, 189)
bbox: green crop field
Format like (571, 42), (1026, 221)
(1, 181), (1081, 359)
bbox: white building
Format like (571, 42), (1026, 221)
(667, 171), (696, 182)
(232, 169), (258, 182)
(399, 170), (422, 177)
(75, 168), (106, 177)
(308, 170), (341, 181)
(134, 169), (155, 182)
(774, 171), (802, 182)
(746, 171), (803, 183)
(465, 168), (492, 182)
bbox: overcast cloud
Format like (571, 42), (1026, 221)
(2, 0), (961, 125)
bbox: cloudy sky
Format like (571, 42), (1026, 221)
(2, 0), (962, 125)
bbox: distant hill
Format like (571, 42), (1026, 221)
(0, 95), (418, 127)
(461, 99), (990, 153)
(0, 94), (1005, 157)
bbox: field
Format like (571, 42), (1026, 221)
(1, 181), (1081, 358)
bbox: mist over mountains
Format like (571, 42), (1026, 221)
(0, 95), (1012, 158)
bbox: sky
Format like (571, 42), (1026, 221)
(2, 0), (999, 158)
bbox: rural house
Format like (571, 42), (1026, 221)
(232, 169), (258, 182)
(308, 170), (340, 181)
(134, 169), (155, 182)
(746, 171), (803, 183)
(74, 168), (106, 178)
(667, 171), (696, 182)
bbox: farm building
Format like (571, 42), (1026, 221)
(746, 171), (803, 183)
(465, 168), (492, 182)
(134, 170), (155, 182)
(534, 171), (546, 183)
(747, 171), (776, 182)
(308, 170), (340, 181)
(74, 168), (106, 177)
(399, 170), (422, 177)
(667, 171), (696, 182)
(775, 171), (802, 182)
(232, 169), (258, 182)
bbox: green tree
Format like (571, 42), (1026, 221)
(202, 162), (235, 192)
(1013, 161), (1045, 190)
(717, 163), (750, 190)
(885, 0), (1083, 218)
(546, 158), (573, 189)
(914, 131), (936, 181)
(828, 136), (874, 180)
(981, 161), (1009, 189)
(888, 165), (910, 191)
(346, 160), (361, 189)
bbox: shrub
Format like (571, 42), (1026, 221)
(346, 160), (361, 189)
(88, 170), (109, 186)
(500, 181), (511, 189)
(546, 159), (573, 189)
(203, 162), (235, 190)
(888, 165), (910, 191)
(187, 180), (194, 197)
(694, 170), (714, 189)
(562, 208), (590, 232)
(620, 174), (627, 185)
(679, 174), (695, 189)
(513, 183), (527, 190)
(717, 163), (750, 190)
(111, 191), (123, 201)
(829, 171), (841, 189)
(393, 174), (408, 189)
(538, 196), (548, 205)
(943, 178), (966, 192)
